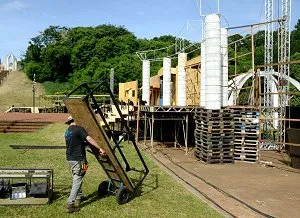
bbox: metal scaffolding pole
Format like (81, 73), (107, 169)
(278, 0), (291, 150)
(261, 0), (275, 150)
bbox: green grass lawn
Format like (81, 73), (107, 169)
(0, 123), (222, 218)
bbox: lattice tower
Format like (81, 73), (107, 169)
(277, 0), (291, 149)
(263, 0), (274, 144)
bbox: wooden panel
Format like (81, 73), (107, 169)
(186, 56), (200, 68)
(186, 67), (200, 105)
(63, 98), (134, 191)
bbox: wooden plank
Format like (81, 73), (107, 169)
(63, 98), (134, 192)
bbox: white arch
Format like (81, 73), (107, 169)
(228, 71), (300, 128)
(228, 71), (300, 105)
(4, 54), (17, 71)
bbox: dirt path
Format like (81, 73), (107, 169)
(143, 143), (300, 218)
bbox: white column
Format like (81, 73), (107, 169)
(177, 53), (187, 106)
(13, 56), (17, 71)
(142, 60), (150, 105)
(5, 55), (9, 71)
(163, 57), (171, 106)
(205, 14), (221, 110)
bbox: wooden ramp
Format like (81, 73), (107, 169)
(64, 98), (134, 192)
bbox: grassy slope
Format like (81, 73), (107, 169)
(0, 124), (222, 218)
(0, 71), (50, 112)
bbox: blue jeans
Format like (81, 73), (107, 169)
(67, 160), (85, 205)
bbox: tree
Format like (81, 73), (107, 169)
(41, 43), (72, 82)
(71, 36), (97, 71)
(40, 26), (68, 47)
(291, 19), (300, 54)
(290, 52), (300, 81)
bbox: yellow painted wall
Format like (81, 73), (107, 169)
(118, 80), (138, 105)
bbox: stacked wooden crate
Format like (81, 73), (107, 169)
(194, 108), (234, 164)
(233, 108), (260, 162)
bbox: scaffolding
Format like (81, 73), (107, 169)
(262, 0), (275, 150)
(277, 0), (291, 150)
(228, 0), (300, 152)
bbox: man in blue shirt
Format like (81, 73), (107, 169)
(65, 116), (105, 213)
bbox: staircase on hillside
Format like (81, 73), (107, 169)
(0, 120), (52, 133)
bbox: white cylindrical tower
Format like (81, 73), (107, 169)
(221, 28), (228, 107)
(163, 57), (172, 106)
(205, 14), (221, 109)
(142, 60), (150, 105)
(177, 53), (187, 106)
(200, 41), (206, 107)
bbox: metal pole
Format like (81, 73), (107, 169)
(136, 98), (140, 142)
(127, 99), (130, 144)
(33, 74), (36, 113)
(143, 113), (147, 145)
(234, 43), (237, 105)
(151, 112), (154, 150)
(174, 121), (177, 148)
(185, 114), (189, 154)
(110, 68), (114, 105)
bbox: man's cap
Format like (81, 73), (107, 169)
(65, 116), (74, 124)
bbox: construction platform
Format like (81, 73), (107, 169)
(139, 105), (199, 153)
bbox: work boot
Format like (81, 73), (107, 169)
(66, 204), (80, 213)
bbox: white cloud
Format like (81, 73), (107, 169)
(1, 0), (28, 12)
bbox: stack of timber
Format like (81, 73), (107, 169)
(194, 108), (234, 164)
(233, 108), (259, 162)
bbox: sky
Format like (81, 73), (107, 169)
(0, 0), (299, 61)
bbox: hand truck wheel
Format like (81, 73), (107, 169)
(98, 181), (109, 198)
(116, 186), (130, 205)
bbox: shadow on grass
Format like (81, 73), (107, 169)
(78, 191), (100, 207)
(51, 185), (100, 206)
(52, 173), (159, 206)
(51, 185), (69, 203)
(131, 173), (158, 199)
